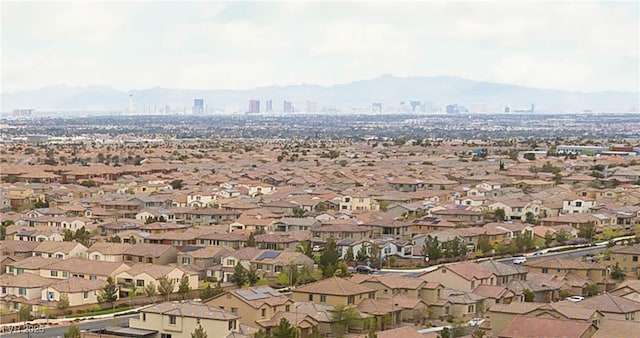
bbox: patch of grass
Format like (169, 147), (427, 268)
(65, 306), (133, 318)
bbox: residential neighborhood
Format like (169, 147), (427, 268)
(0, 126), (639, 338)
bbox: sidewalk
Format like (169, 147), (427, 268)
(0, 306), (144, 329)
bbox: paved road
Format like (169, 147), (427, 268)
(0, 314), (137, 338)
(498, 245), (607, 267)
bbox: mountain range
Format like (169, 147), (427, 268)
(1, 75), (638, 114)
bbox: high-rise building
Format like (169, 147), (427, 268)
(446, 104), (460, 114)
(372, 102), (382, 113)
(410, 101), (421, 112)
(283, 100), (293, 113)
(306, 100), (317, 113)
(193, 99), (204, 114)
(248, 100), (260, 114)
(265, 100), (273, 113)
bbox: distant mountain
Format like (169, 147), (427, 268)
(1, 75), (638, 113)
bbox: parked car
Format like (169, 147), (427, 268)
(312, 245), (324, 252)
(512, 256), (527, 264)
(565, 296), (585, 302)
(468, 317), (485, 327)
(355, 265), (376, 274)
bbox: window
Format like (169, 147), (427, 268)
(1, 287), (6, 294)
(169, 315), (177, 325)
(308, 294), (313, 301)
(51, 271), (58, 277)
(347, 295), (355, 304)
(445, 307), (450, 315)
(285, 305), (290, 312)
(261, 308), (266, 317)
(161, 334), (172, 338)
(625, 313), (635, 320)
(17, 268), (24, 274)
(136, 279), (144, 287)
(228, 320), (237, 330)
(142, 313), (146, 321)
(471, 281), (475, 289)
(633, 256), (638, 262)
(89, 275), (96, 280)
(18, 288), (26, 296)
(93, 255), (100, 260)
(468, 305), (475, 313)
(542, 268), (548, 273)
(320, 295), (327, 303)
(231, 307), (238, 315)
(575, 201), (582, 207)
(228, 259), (235, 266)
(83, 291), (89, 299)
(182, 257), (190, 265)
(62, 271), (69, 277)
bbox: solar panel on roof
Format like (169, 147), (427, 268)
(236, 289), (268, 300)
(257, 251), (280, 261)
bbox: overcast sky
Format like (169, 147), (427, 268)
(2, 1), (638, 93)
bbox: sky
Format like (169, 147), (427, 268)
(1, 1), (639, 93)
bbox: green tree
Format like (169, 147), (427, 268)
(369, 244), (381, 269)
(18, 304), (31, 321)
(144, 281), (157, 299)
(201, 281), (223, 300)
(367, 317), (378, 338)
(246, 232), (256, 247)
(523, 153), (536, 161)
(292, 207), (305, 217)
(273, 318), (300, 338)
(476, 234), (492, 254)
(524, 212), (536, 224)
(494, 208), (506, 221)
(319, 238), (340, 277)
(544, 231), (554, 247)
(233, 262), (248, 287)
(356, 245), (369, 261)
(314, 202), (327, 212)
(170, 179), (184, 190)
(523, 289), (535, 302)
(556, 229), (569, 244)
(98, 276), (118, 307)
(178, 275), (191, 300)
(610, 262), (626, 281)
(247, 265), (260, 286)
(80, 180), (97, 187)
(584, 284), (599, 296)
(344, 246), (355, 262)
(423, 235), (442, 261)
(297, 240), (314, 259)
(58, 293), (70, 309)
(158, 277), (176, 301)
(191, 324), (208, 338)
(64, 324), (81, 338)
(332, 304), (361, 336)
(578, 223), (596, 241)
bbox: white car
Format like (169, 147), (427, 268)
(565, 296), (585, 302)
(512, 256), (527, 264)
(468, 317), (485, 327)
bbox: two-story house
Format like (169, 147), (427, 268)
(293, 277), (376, 307)
(419, 262), (497, 292)
(177, 246), (232, 280)
(87, 242), (133, 262)
(124, 243), (178, 265)
(207, 286), (294, 328)
(608, 245), (640, 277)
(128, 301), (240, 338)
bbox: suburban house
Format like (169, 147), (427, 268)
(498, 316), (597, 338)
(177, 246), (232, 279)
(523, 258), (608, 284)
(250, 250), (315, 278)
(488, 302), (603, 335)
(293, 277), (376, 307)
(123, 243), (179, 265)
(563, 293), (640, 322)
(610, 280), (640, 303)
(350, 273), (443, 304)
(128, 301), (241, 338)
(419, 262), (497, 292)
(40, 258), (131, 282)
(209, 247), (263, 283)
(311, 223), (373, 242)
(206, 286), (294, 328)
(478, 260), (528, 286)
(608, 245), (640, 277)
(31, 241), (88, 259)
(42, 277), (107, 307)
(115, 264), (198, 297)
(86, 242), (133, 262)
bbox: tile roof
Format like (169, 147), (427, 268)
(591, 319), (640, 338)
(88, 242), (133, 255)
(294, 277), (375, 296)
(570, 293), (640, 314)
(124, 243), (175, 257)
(524, 257), (606, 270)
(352, 273), (424, 290)
(0, 273), (54, 288)
(141, 300), (239, 320)
(433, 262), (495, 281)
(49, 277), (107, 292)
(499, 316), (594, 338)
